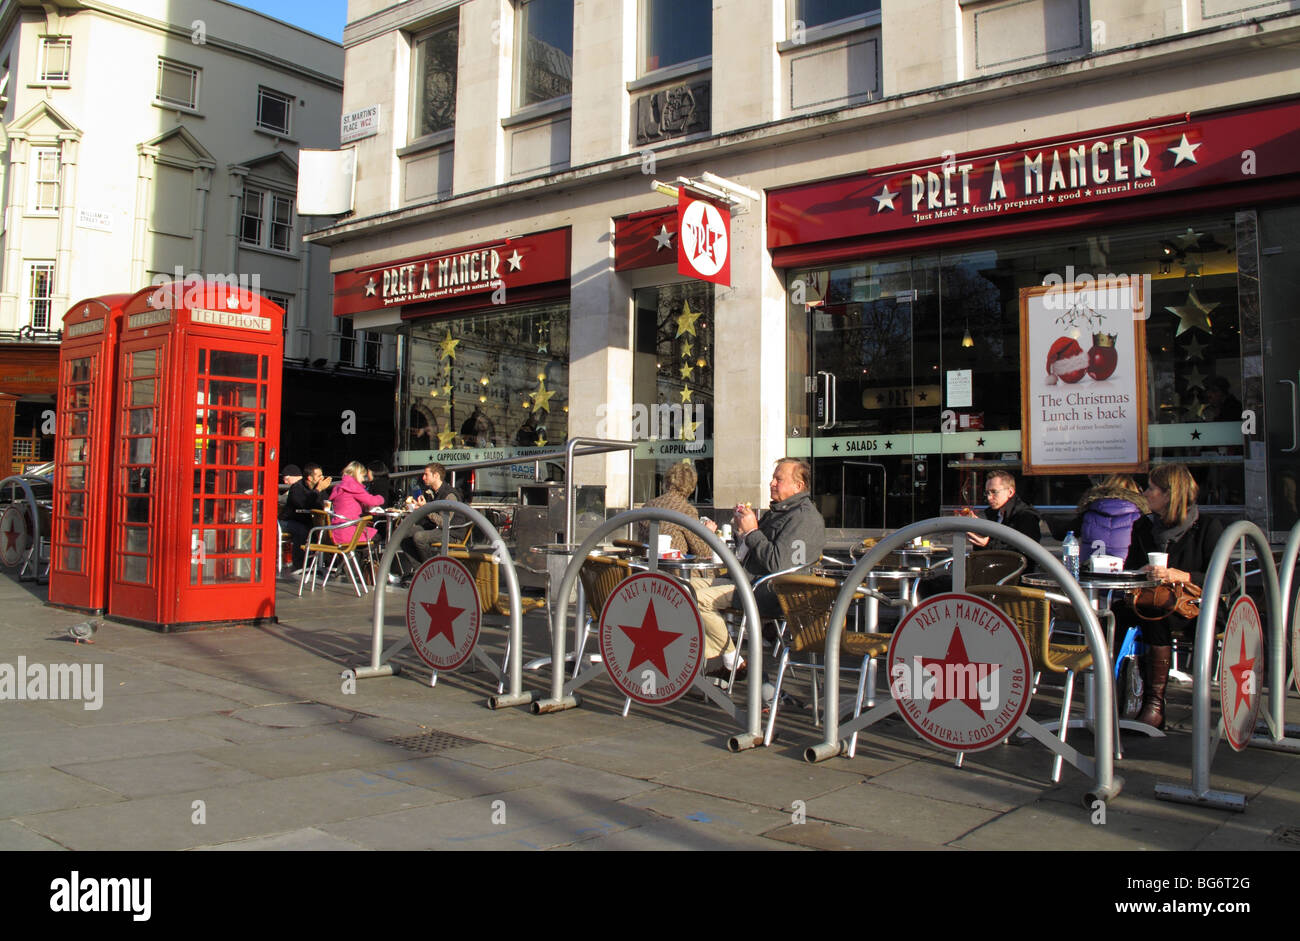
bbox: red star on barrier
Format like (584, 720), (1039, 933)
(421, 581), (465, 646)
(2, 524), (19, 551)
(619, 601), (682, 677)
(921, 627), (999, 718)
(1228, 632), (1256, 716)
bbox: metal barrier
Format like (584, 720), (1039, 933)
(352, 501), (531, 710)
(0, 474), (49, 581)
(1277, 519), (1300, 699)
(1155, 521), (1297, 812)
(531, 508), (766, 752)
(806, 517), (1124, 808)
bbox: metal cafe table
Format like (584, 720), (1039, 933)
(528, 542), (632, 676)
(1020, 569), (1162, 741)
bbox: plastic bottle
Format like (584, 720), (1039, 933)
(1062, 531), (1080, 579)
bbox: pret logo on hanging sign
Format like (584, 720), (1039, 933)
(677, 193), (730, 286)
(599, 571), (703, 705)
(1218, 595), (1263, 752)
(887, 593), (1032, 752)
(405, 556), (482, 671)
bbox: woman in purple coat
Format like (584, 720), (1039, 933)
(327, 461), (384, 545)
(1074, 474), (1148, 563)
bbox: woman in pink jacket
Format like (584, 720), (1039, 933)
(327, 461), (384, 545)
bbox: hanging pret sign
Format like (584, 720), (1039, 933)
(677, 192), (731, 286)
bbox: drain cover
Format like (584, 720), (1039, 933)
(1270, 825), (1300, 847)
(385, 730), (480, 753)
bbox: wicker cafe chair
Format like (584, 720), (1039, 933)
(767, 574), (896, 757)
(578, 555), (644, 716)
(966, 585), (1094, 782)
(967, 550), (1027, 587)
(446, 550), (546, 693)
(299, 515), (374, 598)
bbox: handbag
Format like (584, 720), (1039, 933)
(1129, 581), (1202, 620)
(1113, 627), (1144, 719)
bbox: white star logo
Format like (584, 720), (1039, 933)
(364, 277), (377, 296)
(874, 184), (898, 212)
(506, 250), (523, 272)
(1168, 133), (1201, 166)
(653, 224), (674, 251)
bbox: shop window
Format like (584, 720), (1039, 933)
(256, 87), (292, 135)
(156, 58), (200, 109)
(30, 147), (59, 213)
(411, 20), (458, 139)
(399, 302), (570, 496)
(240, 187), (294, 252)
(632, 282), (714, 505)
(38, 37), (70, 83)
(789, 0), (880, 31)
(25, 261), (54, 331)
(515, 0), (573, 108)
(640, 0), (711, 75)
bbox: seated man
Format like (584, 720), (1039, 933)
(402, 462), (465, 564)
(279, 463), (331, 572)
(691, 457), (825, 677)
(969, 471), (1042, 552)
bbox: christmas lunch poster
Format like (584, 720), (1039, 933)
(1019, 277), (1149, 475)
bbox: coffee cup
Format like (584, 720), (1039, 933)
(1147, 552), (1168, 568)
(657, 534), (673, 558)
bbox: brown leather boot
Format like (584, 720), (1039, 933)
(1136, 644), (1172, 730)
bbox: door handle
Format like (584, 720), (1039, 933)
(1281, 378), (1298, 453)
(828, 372), (838, 430)
(816, 371), (832, 429)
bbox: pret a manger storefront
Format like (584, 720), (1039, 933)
(768, 98), (1300, 539)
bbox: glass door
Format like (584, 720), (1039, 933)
(117, 344), (163, 586)
(1260, 205), (1300, 539)
(54, 352), (93, 575)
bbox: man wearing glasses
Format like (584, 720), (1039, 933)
(969, 471), (1042, 550)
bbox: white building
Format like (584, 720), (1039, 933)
(314, 0), (1300, 538)
(0, 0), (393, 474)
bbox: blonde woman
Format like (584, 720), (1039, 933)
(327, 461), (384, 546)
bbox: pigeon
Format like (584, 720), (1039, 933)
(68, 619), (100, 645)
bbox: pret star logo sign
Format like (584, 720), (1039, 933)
(406, 556), (481, 671)
(0, 505), (30, 568)
(677, 192), (731, 287)
(888, 593), (1031, 752)
(1218, 595), (1263, 752)
(599, 572), (703, 705)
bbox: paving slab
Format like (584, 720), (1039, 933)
(801, 780), (1002, 845)
(0, 819), (68, 850)
(193, 827), (371, 851)
(55, 752), (266, 799)
(26, 688), (247, 727)
(370, 755), (543, 799)
(0, 723), (232, 773)
(17, 768), (451, 851)
(558, 818), (791, 850)
(867, 756), (1045, 812)
(652, 752), (865, 811)
(196, 727), (430, 778)
(764, 820), (955, 851)
(953, 800), (1221, 850)
(619, 786), (791, 836)
(0, 766), (124, 817)
(543, 725), (734, 777)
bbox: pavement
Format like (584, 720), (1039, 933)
(2, 566), (1298, 853)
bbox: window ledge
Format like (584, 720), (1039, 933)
(502, 95), (571, 129)
(627, 57), (712, 93)
(153, 100), (203, 118)
(28, 81), (70, 90)
(238, 241), (297, 259)
(24, 211), (58, 218)
(254, 126), (297, 145)
(777, 13), (881, 53)
(397, 129), (454, 158)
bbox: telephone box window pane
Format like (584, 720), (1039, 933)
(65, 466), (84, 490)
(70, 358), (91, 381)
(65, 520), (83, 544)
(128, 468), (151, 493)
(260, 356), (268, 380)
(124, 527), (149, 554)
(64, 548), (82, 572)
(208, 381), (259, 407)
(128, 409), (153, 434)
(121, 555), (148, 583)
(65, 494), (83, 516)
(65, 438), (87, 462)
(128, 438), (153, 464)
(130, 380), (156, 405)
(133, 350), (158, 375)
(125, 498), (150, 523)
(207, 351), (258, 378)
(70, 386), (90, 408)
(70, 412), (88, 435)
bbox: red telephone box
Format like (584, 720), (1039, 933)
(48, 294), (130, 614)
(106, 281), (283, 630)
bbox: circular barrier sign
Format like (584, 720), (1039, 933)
(405, 556), (482, 671)
(0, 505), (31, 568)
(887, 593), (1032, 752)
(599, 572), (703, 706)
(1218, 595), (1263, 752)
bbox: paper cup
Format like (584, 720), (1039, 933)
(657, 534), (673, 558)
(1147, 552), (1168, 568)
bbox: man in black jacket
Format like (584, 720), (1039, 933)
(279, 463), (331, 571)
(969, 471), (1042, 551)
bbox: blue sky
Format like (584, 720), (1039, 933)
(228, 0), (349, 42)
